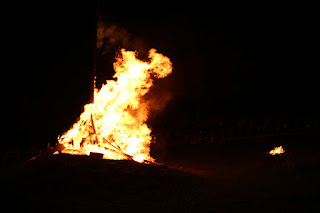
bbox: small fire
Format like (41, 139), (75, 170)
(269, 146), (285, 155)
(58, 48), (172, 163)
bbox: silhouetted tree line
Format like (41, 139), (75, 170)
(155, 117), (320, 147)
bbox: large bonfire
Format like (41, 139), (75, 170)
(58, 48), (172, 163)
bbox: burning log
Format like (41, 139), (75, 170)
(90, 113), (99, 144)
(269, 146), (285, 155)
(89, 152), (103, 159)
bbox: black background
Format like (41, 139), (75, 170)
(4, 1), (318, 150)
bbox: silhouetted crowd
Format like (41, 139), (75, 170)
(156, 118), (320, 147)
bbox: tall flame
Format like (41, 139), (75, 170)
(58, 48), (172, 163)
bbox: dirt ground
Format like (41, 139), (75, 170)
(1, 135), (319, 212)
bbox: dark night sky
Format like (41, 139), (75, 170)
(5, 2), (318, 149)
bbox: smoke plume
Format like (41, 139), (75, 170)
(96, 21), (174, 120)
(97, 21), (148, 56)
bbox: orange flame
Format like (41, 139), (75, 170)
(58, 48), (172, 163)
(269, 146), (285, 155)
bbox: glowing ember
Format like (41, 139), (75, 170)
(269, 146), (285, 155)
(58, 48), (172, 163)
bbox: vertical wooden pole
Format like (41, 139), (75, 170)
(90, 0), (99, 103)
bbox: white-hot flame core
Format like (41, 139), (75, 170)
(58, 48), (172, 163)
